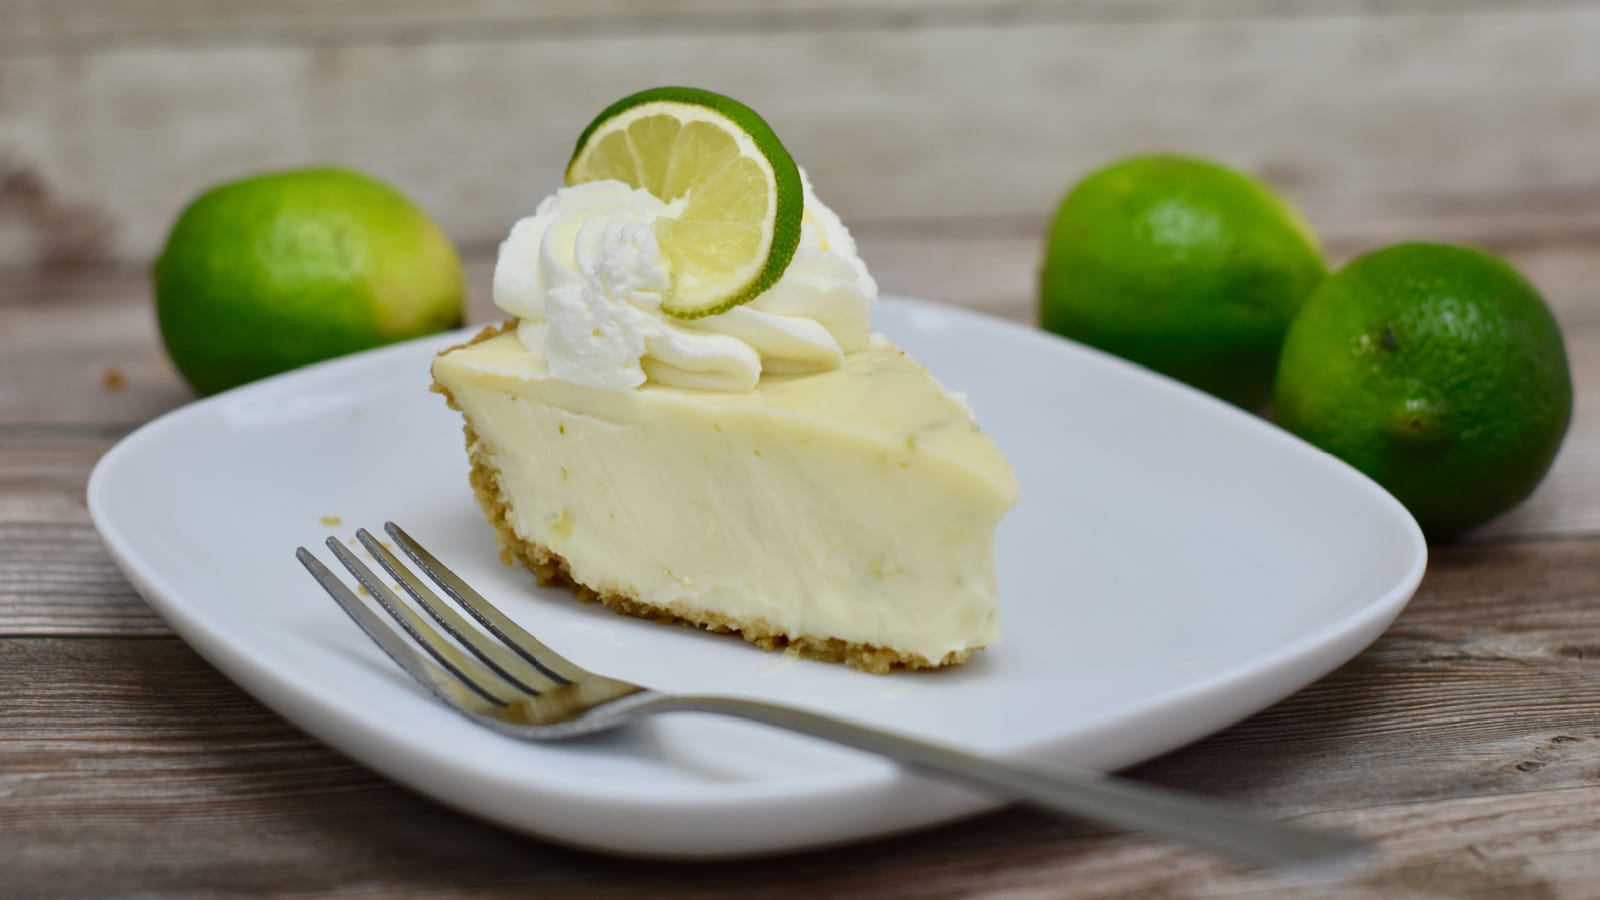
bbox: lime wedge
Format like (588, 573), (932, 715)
(566, 87), (803, 320)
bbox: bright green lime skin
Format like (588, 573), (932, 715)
(1040, 154), (1327, 408)
(1275, 243), (1572, 540)
(155, 168), (465, 395)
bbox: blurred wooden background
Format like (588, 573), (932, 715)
(3, 0), (1599, 268)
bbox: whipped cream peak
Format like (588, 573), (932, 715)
(493, 173), (875, 392)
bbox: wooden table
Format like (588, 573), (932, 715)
(4, 216), (1598, 897)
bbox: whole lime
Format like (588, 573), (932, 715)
(1040, 154), (1326, 408)
(1275, 242), (1572, 539)
(155, 168), (465, 395)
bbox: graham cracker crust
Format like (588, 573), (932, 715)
(431, 323), (971, 674)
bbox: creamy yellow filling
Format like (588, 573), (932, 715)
(433, 331), (1017, 662)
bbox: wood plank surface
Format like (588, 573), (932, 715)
(0, 431), (164, 636)
(7, 0), (1593, 46)
(4, 539), (1598, 899)
(4, 7), (1600, 265)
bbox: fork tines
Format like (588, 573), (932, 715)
(296, 522), (587, 709)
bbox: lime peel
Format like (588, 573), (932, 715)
(566, 87), (803, 320)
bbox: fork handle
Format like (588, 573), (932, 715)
(654, 694), (1368, 872)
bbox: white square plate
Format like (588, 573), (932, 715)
(89, 297), (1426, 858)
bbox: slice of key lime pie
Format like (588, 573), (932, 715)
(432, 88), (1017, 672)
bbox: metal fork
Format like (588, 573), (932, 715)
(296, 522), (1370, 871)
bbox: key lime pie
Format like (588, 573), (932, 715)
(432, 88), (1017, 672)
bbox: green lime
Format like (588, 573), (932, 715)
(1039, 154), (1326, 408)
(566, 86), (803, 320)
(155, 167), (465, 395)
(1275, 242), (1572, 539)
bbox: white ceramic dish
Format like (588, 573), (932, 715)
(89, 296), (1426, 859)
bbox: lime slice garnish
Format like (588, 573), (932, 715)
(566, 87), (803, 320)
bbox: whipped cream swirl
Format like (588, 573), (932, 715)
(493, 174), (876, 392)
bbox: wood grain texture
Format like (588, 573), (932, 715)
(0, 431), (164, 635)
(0, 269), (191, 428)
(6, 0), (1590, 48)
(3, 542), (1598, 899)
(3, 7), (1599, 265)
